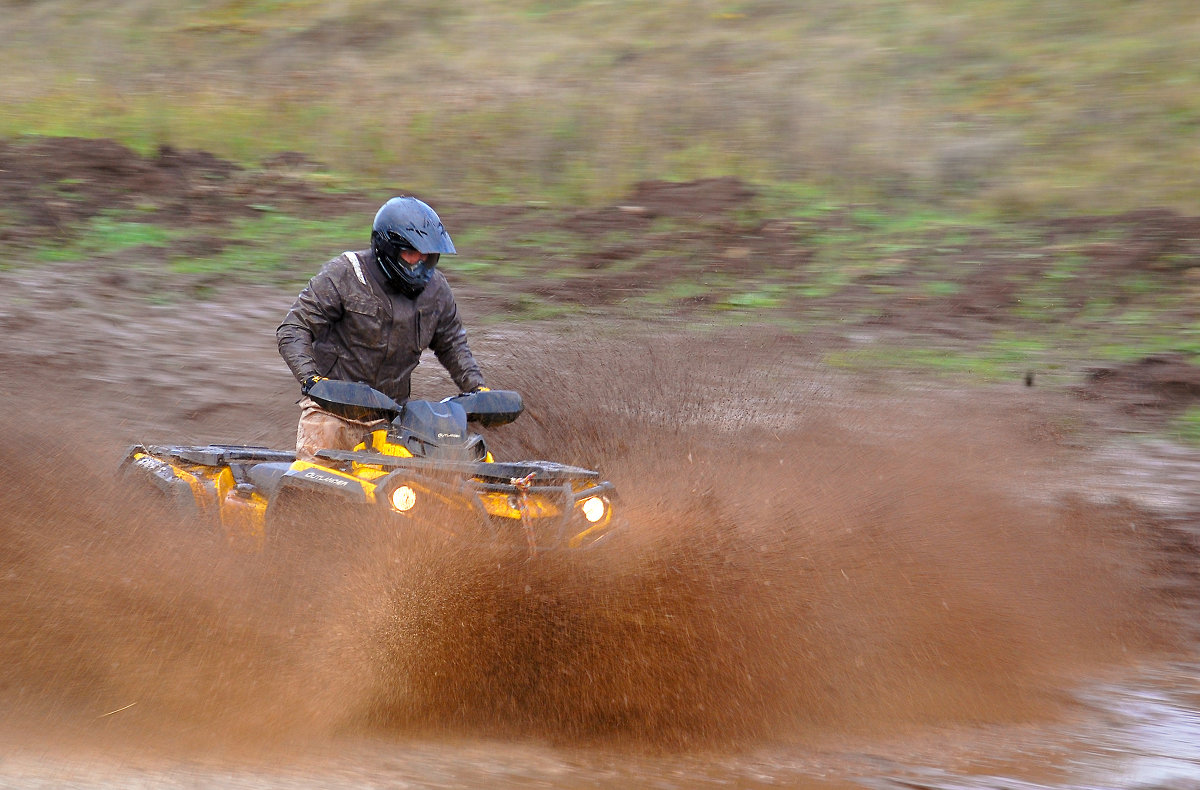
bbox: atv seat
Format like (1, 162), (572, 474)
(247, 462), (292, 497)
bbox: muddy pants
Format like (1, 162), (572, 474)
(295, 397), (387, 463)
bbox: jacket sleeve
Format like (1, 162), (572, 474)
(276, 262), (345, 383)
(429, 292), (485, 392)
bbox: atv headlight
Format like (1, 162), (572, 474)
(390, 485), (417, 512)
(580, 495), (607, 523)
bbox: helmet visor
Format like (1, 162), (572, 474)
(392, 222), (454, 255)
(406, 227), (456, 255)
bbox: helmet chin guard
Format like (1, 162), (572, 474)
(377, 248), (440, 296)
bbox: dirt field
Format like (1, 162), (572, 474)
(2, 139), (1200, 788)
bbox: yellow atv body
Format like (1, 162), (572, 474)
(119, 383), (618, 554)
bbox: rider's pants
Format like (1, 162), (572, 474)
(295, 397), (387, 463)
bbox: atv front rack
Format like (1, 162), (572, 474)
(136, 444), (296, 466)
(314, 449), (601, 486)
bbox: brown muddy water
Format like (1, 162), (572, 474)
(2, 326), (1199, 789)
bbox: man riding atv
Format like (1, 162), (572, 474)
(120, 200), (619, 553)
(277, 197), (487, 462)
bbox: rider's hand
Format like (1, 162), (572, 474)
(301, 374), (327, 395)
(467, 385), (489, 394)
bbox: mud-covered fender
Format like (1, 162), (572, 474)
(118, 447), (208, 518)
(274, 463), (371, 504)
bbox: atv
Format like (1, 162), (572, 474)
(119, 380), (620, 555)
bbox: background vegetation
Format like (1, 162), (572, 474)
(4, 1), (1199, 442)
(3, 0), (1199, 213)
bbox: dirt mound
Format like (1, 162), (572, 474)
(1050, 209), (1200, 272)
(5, 135), (1200, 354)
(623, 176), (757, 218)
(1078, 353), (1200, 418)
(0, 137), (365, 247)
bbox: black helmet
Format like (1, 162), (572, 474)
(370, 197), (457, 297)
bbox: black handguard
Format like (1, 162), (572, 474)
(449, 388), (522, 427)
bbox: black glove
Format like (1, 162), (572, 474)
(301, 374), (327, 396)
(464, 385), (489, 395)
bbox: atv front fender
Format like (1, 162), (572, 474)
(118, 447), (208, 520)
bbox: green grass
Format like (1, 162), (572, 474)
(922, 280), (962, 297)
(33, 211), (180, 262)
(1174, 406), (1200, 446)
(3, 1), (1200, 213)
(822, 333), (1074, 383)
(718, 287), (787, 311)
(822, 328), (1178, 387)
(825, 346), (1016, 383)
(168, 213), (363, 279)
(665, 279), (713, 302)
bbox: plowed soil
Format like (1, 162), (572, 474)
(2, 138), (1200, 788)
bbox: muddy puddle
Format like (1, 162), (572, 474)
(3, 665), (1199, 789)
(1, 279), (1199, 788)
(1057, 662), (1200, 788)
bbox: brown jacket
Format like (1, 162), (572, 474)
(277, 249), (484, 403)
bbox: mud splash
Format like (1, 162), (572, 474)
(0, 337), (1174, 759)
(353, 345), (1168, 747)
